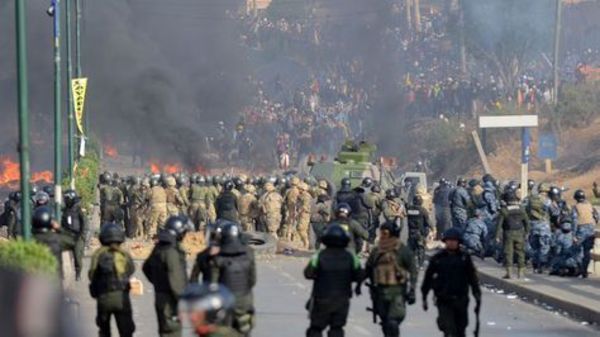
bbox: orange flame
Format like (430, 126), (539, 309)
(104, 145), (118, 158)
(0, 157), (53, 188)
(149, 161), (182, 174)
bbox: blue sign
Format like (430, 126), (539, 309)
(538, 133), (558, 160)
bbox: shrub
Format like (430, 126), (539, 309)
(0, 239), (58, 277)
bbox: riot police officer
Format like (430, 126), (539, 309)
(2, 191), (21, 238)
(89, 223), (136, 337)
(179, 283), (241, 337)
(526, 183), (552, 273)
(61, 189), (88, 281)
(406, 195), (432, 267)
(363, 221), (417, 337)
(496, 190), (530, 279)
(571, 190), (599, 278)
(450, 178), (471, 231)
(190, 221), (224, 283)
(143, 216), (192, 337)
(422, 228), (481, 337)
(304, 224), (363, 337)
(321, 203), (369, 254)
(216, 181), (239, 222)
(209, 221), (256, 337)
(335, 178), (354, 207)
(32, 206), (76, 279)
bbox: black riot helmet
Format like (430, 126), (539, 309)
(413, 195), (423, 206)
(176, 175), (189, 187)
(442, 227), (462, 242)
(527, 179), (536, 191)
(34, 191), (50, 207)
(179, 283), (235, 326)
(223, 180), (235, 191)
(101, 172), (112, 185)
(482, 174), (495, 184)
(321, 224), (350, 248)
(340, 177), (351, 189)
(205, 221), (224, 246)
(380, 221), (401, 238)
(371, 183), (381, 194)
(63, 189), (78, 208)
(573, 189), (586, 202)
(42, 185), (54, 198)
(385, 189), (398, 199)
(502, 189), (519, 203)
(9, 191), (22, 203)
(468, 179), (480, 188)
(32, 206), (54, 232)
(233, 177), (244, 189)
(160, 216), (192, 242)
(548, 186), (561, 201)
(336, 203), (352, 218)
(456, 177), (467, 187)
(99, 223), (126, 245)
(219, 221), (245, 254)
(361, 177), (373, 189)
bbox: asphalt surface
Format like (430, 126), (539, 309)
(70, 255), (599, 337)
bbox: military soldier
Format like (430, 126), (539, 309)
(32, 206), (76, 279)
(305, 224), (363, 337)
(571, 189), (599, 278)
(130, 177), (151, 238)
(89, 223), (136, 337)
(335, 178), (354, 207)
(238, 184), (259, 232)
(593, 181), (600, 199)
(100, 175), (125, 226)
(406, 195), (432, 267)
(207, 177), (220, 222)
(549, 218), (583, 276)
(526, 183), (552, 273)
(496, 190), (530, 279)
(61, 189), (88, 281)
(282, 176), (301, 241)
(149, 176), (168, 237)
(216, 181), (239, 222)
(322, 203), (369, 254)
(189, 176), (210, 231)
(363, 221), (417, 337)
(209, 222), (256, 337)
(422, 228), (481, 337)
(310, 192), (332, 250)
(143, 216), (191, 337)
(368, 183), (384, 242)
(179, 283), (241, 337)
(165, 176), (185, 217)
(381, 189), (405, 232)
(296, 182), (314, 249)
(177, 175), (191, 216)
(258, 182), (283, 238)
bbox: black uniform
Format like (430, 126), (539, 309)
(34, 230), (76, 279)
(62, 201), (88, 279)
(323, 219), (369, 254)
(406, 205), (431, 267)
(216, 191), (239, 222)
(1, 199), (20, 238)
(143, 237), (188, 337)
(304, 247), (363, 337)
(335, 188), (355, 208)
(211, 243), (257, 336)
(89, 245), (136, 337)
(421, 249), (481, 337)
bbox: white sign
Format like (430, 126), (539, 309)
(479, 115), (538, 128)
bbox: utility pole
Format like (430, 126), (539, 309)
(459, 0), (467, 76)
(405, 0), (412, 30)
(52, 0), (63, 218)
(552, 0), (562, 105)
(66, 0), (75, 188)
(15, 0), (32, 240)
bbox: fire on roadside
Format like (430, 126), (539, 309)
(0, 157), (53, 189)
(104, 144), (119, 158)
(149, 161), (182, 174)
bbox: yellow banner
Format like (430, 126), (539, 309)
(71, 78), (88, 135)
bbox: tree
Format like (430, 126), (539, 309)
(461, 0), (554, 92)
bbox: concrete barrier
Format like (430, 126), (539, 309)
(591, 229), (600, 276)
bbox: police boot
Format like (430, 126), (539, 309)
(503, 267), (512, 279)
(517, 268), (526, 279)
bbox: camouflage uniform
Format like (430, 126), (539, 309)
(189, 183), (209, 230)
(129, 183), (151, 238)
(296, 183), (313, 249)
(100, 184), (124, 226)
(259, 183), (283, 238)
(149, 185), (168, 236)
(282, 178), (301, 241)
(382, 198), (405, 230)
(178, 185), (190, 216)
(165, 177), (184, 217)
(207, 185), (219, 223)
(239, 185), (259, 232)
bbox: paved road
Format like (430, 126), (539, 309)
(71, 255), (598, 337)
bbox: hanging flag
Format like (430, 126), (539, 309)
(71, 78), (88, 135)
